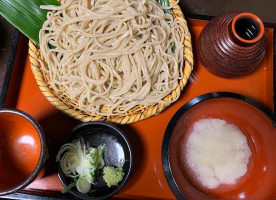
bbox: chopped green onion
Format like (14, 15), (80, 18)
(61, 182), (77, 194)
(76, 176), (91, 194)
(57, 140), (106, 194)
(100, 145), (107, 158)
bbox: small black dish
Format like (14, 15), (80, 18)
(57, 121), (132, 200)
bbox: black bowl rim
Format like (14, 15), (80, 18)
(161, 91), (275, 200)
(57, 121), (133, 200)
(0, 108), (46, 196)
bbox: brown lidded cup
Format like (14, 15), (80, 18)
(198, 12), (266, 78)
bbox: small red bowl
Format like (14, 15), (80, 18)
(0, 108), (46, 195)
(162, 92), (276, 200)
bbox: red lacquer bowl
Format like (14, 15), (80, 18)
(0, 109), (46, 195)
(162, 92), (276, 200)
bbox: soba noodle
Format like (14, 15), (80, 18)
(39, 0), (188, 115)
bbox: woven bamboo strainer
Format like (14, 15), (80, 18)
(28, 0), (193, 124)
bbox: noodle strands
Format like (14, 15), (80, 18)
(36, 0), (192, 121)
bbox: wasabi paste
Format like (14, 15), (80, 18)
(103, 166), (125, 187)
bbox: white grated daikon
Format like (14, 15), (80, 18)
(185, 118), (252, 189)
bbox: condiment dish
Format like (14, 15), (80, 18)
(56, 121), (132, 200)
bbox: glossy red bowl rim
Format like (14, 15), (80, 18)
(0, 108), (46, 196)
(161, 92), (275, 200)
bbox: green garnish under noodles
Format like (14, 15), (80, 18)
(157, 0), (172, 14)
(103, 166), (125, 187)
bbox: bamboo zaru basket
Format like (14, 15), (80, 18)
(28, 0), (193, 124)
